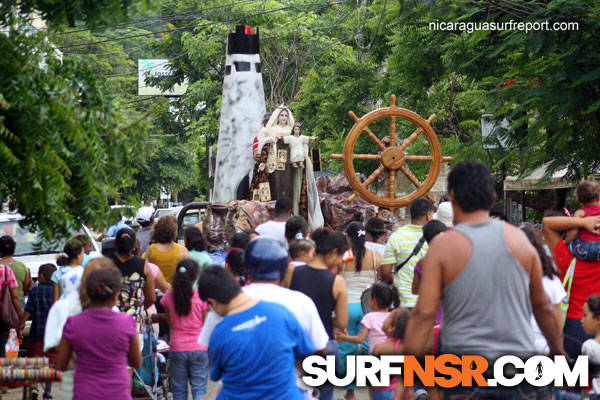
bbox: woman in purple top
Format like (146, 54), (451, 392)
(56, 265), (142, 400)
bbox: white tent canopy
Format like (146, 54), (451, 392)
(503, 164), (573, 191)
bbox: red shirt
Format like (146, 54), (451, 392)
(553, 241), (600, 319)
(579, 204), (600, 241)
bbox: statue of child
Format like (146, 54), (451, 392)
(280, 123), (317, 169)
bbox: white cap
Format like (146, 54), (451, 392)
(136, 206), (155, 223)
(433, 201), (453, 227)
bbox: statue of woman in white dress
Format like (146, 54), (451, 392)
(249, 106), (323, 230)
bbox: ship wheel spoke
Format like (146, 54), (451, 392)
(389, 171), (396, 199)
(363, 165), (385, 188)
(399, 126), (423, 152)
(399, 164), (421, 189)
(349, 111), (385, 150)
(399, 114), (437, 152)
(352, 154), (381, 160)
(348, 165), (385, 202)
(404, 155), (454, 162)
(389, 116), (397, 147)
(400, 165), (436, 202)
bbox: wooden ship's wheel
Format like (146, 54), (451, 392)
(331, 95), (453, 209)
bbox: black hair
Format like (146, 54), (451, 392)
(196, 266), (241, 304)
(38, 263), (57, 281)
(410, 198), (436, 221)
(422, 220), (448, 244)
(85, 266), (123, 303)
(345, 221), (366, 272)
(365, 217), (386, 241)
(388, 308), (410, 340)
(519, 222), (559, 279)
(56, 238), (84, 266)
(289, 239), (315, 260)
(311, 228), (348, 258)
(448, 160), (496, 212)
(184, 227), (207, 252)
(285, 215), (308, 241)
(115, 228), (136, 256)
(587, 295), (600, 318)
(172, 259), (199, 316)
(370, 282), (400, 311)
(231, 232), (251, 250)
(243, 229), (258, 236)
(292, 123), (302, 135)
(275, 196), (293, 216)
(226, 248), (246, 285)
(0, 235), (15, 257)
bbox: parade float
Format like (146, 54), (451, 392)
(203, 28), (453, 251)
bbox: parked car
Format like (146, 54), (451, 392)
(0, 213), (100, 279)
(153, 206), (179, 221)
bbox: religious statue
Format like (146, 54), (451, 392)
(249, 106), (324, 229)
(281, 124), (317, 169)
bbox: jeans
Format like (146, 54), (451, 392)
(568, 238), (600, 261)
(169, 351), (209, 400)
(372, 390), (395, 400)
(564, 318), (593, 359)
(443, 383), (552, 400)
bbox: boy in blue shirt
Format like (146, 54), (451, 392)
(197, 267), (315, 400)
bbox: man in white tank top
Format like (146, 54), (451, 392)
(401, 160), (564, 399)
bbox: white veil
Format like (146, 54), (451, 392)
(264, 105), (295, 132)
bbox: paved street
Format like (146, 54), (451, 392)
(2, 381), (372, 399)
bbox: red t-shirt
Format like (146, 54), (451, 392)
(553, 241), (600, 319)
(579, 204), (600, 241)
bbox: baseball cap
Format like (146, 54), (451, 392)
(136, 206), (155, 224)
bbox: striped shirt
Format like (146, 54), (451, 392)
(382, 224), (427, 308)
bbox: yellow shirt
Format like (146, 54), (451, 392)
(147, 243), (181, 281)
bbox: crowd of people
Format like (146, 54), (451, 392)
(0, 159), (599, 400)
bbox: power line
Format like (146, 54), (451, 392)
(53, 0), (261, 35)
(57, 0), (342, 50)
(61, 0), (266, 56)
(61, 0), (343, 57)
(93, 1), (344, 78)
(364, 0), (387, 50)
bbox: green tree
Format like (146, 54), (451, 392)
(0, 23), (147, 237)
(0, 0), (136, 28)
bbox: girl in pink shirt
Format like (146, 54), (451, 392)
(160, 259), (209, 400)
(336, 283), (400, 351)
(372, 308), (410, 400)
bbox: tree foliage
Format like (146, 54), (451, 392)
(0, 0), (136, 28)
(3, 0), (598, 236)
(0, 24), (146, 237)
